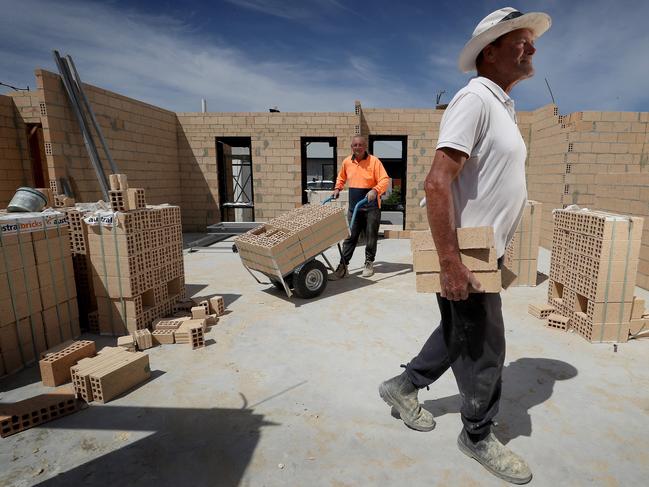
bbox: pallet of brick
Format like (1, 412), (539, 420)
(39, 340), (96, 386)
(84, 198), (185, 335)
(234, 204), (349, 279)
(89, 351), (150, 404)
(0, 384), (86, 438)
(529, 303), (555, 319)
(547, 207), (643, 343)
(503, 201), (542, 287)
(133, 328), (153, 350)
(152, 329), (175, 345)
(0, 210), (80, 376)
(174, 319), (205, 349)
(411, 227), (501, 293)
(71, 346), (133, 402)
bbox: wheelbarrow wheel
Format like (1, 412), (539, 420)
(293, 260), (328, 299)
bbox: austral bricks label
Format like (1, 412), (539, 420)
(0, 211), (67, 235)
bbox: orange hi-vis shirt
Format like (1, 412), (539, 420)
(335, 152), (390, 209)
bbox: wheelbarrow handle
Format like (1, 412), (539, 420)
(349, 197), (369, 229)
(322, 195), (335, 205)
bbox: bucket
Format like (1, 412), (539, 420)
(7, 187), (48, 213)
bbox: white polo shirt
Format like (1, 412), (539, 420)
(436, 76), (527, 258)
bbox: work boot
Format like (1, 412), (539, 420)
(362, 261), (374, 277)
(457, 429), (532, 485)
(328, 262), (348, 281)
(379, 371), (435, 432)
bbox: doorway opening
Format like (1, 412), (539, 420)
(300, 137), (337, 204)
(26, 123), (48, 187)
(369, 135), (407, 228)
(216, 137), (254, 222)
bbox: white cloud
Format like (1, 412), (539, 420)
(0, 0), (411, 112)
(430, 0), (649, 113)
(223, 0), (351, 20)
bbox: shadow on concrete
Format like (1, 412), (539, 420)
(360, 261), (412, 275)
(29, 403), (277, 487)
(420, 357), (578, 444)
(183, 283), (209, 297)
(261, 274), (375, 307)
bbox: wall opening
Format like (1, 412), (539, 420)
(216, 137), (254, 222)
(369, 135), (407, 229)
(26, 123), (47, 188)
(300, 137), (337, 204)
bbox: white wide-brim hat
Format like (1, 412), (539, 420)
(458, 7), (551, 73)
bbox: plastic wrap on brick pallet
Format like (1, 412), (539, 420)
(0, 209), (68, 236)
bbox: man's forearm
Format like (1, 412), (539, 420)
(425, 181), (461, 265)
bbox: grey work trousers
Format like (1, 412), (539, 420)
(405, 291), (506, 437)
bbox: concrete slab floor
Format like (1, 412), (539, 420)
(1, 238), (648, 487)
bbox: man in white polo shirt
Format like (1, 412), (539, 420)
(379, 7), (551, 485)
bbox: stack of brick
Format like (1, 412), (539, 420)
(547, 207), (644, 342)
(84, 182), (185, 336)
(1, 384), (86, 438)
(411, 227), (501, 293)
(71, 346), (150, 403)
(503, 200), (543, 287)
(235, 204), (349, 278)
(0, 210), (80, 377)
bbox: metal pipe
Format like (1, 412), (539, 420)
(65, 55), (120, 174)
(53, 50), (109, 200)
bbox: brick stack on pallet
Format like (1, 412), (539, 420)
(540, 207), (644, 343)
(0, 210), (80, 377)
(235, 204), (349, 278)
(411, 227), (501, 293)
(503, 200), (542, 287)
(71, 346), (150, 403)
(84, 176), (185, 336)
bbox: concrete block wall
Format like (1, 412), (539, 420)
(35, 70), (180, 206)
(0, 95), (30, 207)
(594, 173), (649, 289)
(562, 110), (649, 211)
(360, 108), (442, 231)
(525, 104), (569, 248)
(176, 112), (357, 230)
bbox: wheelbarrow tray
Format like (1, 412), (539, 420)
(234, 205), (349, 297)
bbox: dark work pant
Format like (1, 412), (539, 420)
(340, 207), (381, 265)
(405, 292), (506, 437)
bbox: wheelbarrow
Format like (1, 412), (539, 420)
(236, 197), (368, 299)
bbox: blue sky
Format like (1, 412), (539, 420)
(1, 0), (648, 114)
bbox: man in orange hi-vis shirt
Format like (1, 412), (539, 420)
(329, 135), (390, 279)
